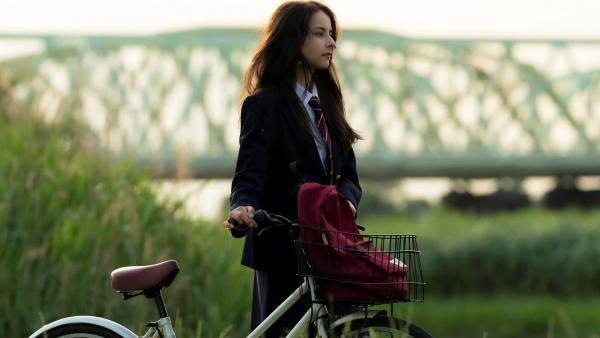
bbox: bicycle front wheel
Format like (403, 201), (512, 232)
(32, 323), (126, 338)
(334, 316), (433, 338)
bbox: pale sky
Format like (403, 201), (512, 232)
(1, 0), (600, 38)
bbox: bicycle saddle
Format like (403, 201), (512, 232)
(110, 260), (180, 292)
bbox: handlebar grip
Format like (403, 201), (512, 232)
(253, 209), (269, 227)
(253, 210), (292, 237)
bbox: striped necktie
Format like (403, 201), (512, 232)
(308, 96), (333, 183)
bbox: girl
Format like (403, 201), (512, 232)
(223, 1), (361, 336)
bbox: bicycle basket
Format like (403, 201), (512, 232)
(292, 225), (425, 305)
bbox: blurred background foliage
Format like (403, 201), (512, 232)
(3, 72), (600, 338)
(0, 75), (251, 337)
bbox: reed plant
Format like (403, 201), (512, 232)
(0, 78), (252, 337)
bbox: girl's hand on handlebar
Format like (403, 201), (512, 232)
(224, 206), (257, 230)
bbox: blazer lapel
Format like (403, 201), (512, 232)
(330, 132), (343, 176)
(279, 95), (326, 174)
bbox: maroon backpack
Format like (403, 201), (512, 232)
(297, 183), (409, 303)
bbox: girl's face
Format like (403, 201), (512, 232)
(300, 10), (336, 71)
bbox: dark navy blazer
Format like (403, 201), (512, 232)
(229, 87), (362, 273)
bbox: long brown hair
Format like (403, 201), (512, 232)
(243, 0), (361, 152)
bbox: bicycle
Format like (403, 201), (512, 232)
(28, 210), (433, 338)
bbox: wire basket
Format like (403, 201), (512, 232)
(291, 225), (425, 305)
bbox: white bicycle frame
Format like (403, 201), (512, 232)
(248, 276), (325, 338)
(137, 278), (324, 338)
(29, 275), (383, 338)
(247, 275), (383, 338)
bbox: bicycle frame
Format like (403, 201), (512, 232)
(29, 277), (390, 338)
(140, 317), (176, 338)
(151, 276), (385, 338)
(248, 276), (327, 338)
(246, 275), (384, 338)
(142, 276), (329, 338)
(112, 276), (328, 338)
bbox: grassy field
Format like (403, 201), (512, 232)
(361, 208), (600, 337)
(387, 295), (600, 338)
(362, 207), (600, 295)
(0, 90), (252, 337)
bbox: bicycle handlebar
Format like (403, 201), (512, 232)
(253, 209), (365, 232)
(253, 209), (294, 236)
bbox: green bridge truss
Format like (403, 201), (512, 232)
(1, 29), (600, 178)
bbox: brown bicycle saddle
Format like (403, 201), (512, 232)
(110, 260), (180, 292)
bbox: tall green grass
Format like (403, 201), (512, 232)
(390, 295), (600, 338)
(0, 84), (252, 337)
(363, 207), (600, 295)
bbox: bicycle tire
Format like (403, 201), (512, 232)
(334, 316), (433, 338)
(32, 323), (126, 338)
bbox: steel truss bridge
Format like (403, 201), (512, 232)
(2, 29), (600, 179)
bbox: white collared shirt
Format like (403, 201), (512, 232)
(294, 82), (327, 169)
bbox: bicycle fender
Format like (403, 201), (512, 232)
(331, 310), (387, 330)
(28, 315), (138, 338)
